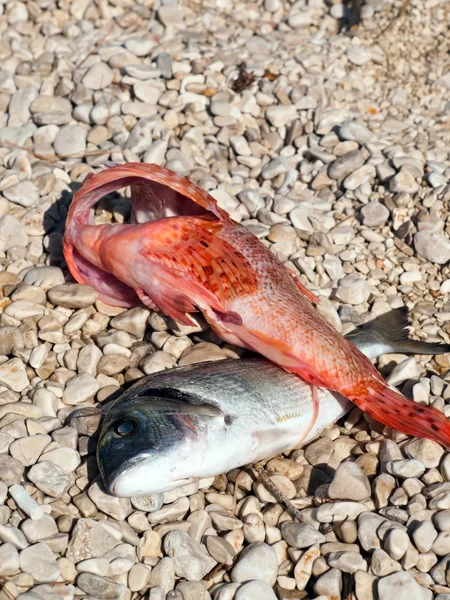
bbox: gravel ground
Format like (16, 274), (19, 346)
(0, 0), (449, 598)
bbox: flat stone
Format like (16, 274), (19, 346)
(88, 481), (132, 521)
(0, 358), (29, 392)
(415, 231), (450, 265)
(235, 581), (277, 600)
(164, 531), (216, 581)
(48, 283), (98, 308)
(82, 62), (114, 90)
(266, 105), (297, 127)
(329, 461), (371, 501)
(53, 125), (87, 157)
(66, 518), (119, 562)
(63, 373), (100, 406)
(3, 181), (40, 208)
(230, 542), (278, 586)
(0, 542), (20, 576)
(280, 522), (325, 548)
(377, 570), (432, 600)
(19, 543), (60, 583)
(361, 201), (390, 227)
(77, 573), (122, 599)
(0, 215), (29, 250)
(336, 275), (371, 305)
(27, 461), (71, 498)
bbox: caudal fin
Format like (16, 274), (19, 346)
(353, 380), (450, 447)
(347, 307), (450, 357)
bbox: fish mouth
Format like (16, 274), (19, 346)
(109, 469), (194, 497)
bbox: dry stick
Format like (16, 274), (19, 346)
(75, 23), (115, 70)
(251, 462), (306, 523)
(379, 0), (410, 35)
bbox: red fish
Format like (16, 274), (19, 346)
(63, 163), (450, 446)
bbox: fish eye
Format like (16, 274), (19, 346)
(113, 419), (136, 437)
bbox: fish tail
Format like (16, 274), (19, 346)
(350, 380), (450, 447)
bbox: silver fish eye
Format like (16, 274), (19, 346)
(114, 420), (136, 437)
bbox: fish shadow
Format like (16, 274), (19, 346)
(44, 184), (80, 270)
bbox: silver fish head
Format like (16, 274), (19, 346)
(97, 389), (223, 497)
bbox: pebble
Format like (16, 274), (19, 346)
(377, 570), (433, 600)
(386, 459), (426, 479)
(62, 373), (100, 405)
(335, 275), (371, 305)
(415, 231), (450, 264)
(361, 201), (390, 227)
(3, 181), (40, 208)
(48, 284), (98, 308)
(27, 462), (71, 498)
(19, 543), (60, 583)
(164, 531), (216, 581)
(280, 522), (325, 548)
(53, 125), (87, 156)
(235, 581), (277, 600)
(328, 461), (371, 500)
(77, 573), (122, 599)
(231, 542), (278, 586)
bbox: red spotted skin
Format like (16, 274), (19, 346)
(63, 163), (450, 447)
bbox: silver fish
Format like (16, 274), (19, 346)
(97, 308), (450, 497)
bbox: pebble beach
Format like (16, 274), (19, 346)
(0, 0), (450, 598)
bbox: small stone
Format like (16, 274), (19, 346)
(88, 481), (131, 521)
(77, 573), (122, 599)
(339, 120), (372, 145)
(0, 215), (29, 250)
(328, 150), (365, 180)
(3, 181), (40, 208)
(53, 125), (87, 156)
(386, 459), (426, 479)
(370, 548), (401, 576)
(0, 543), (20, 576)
(336, 275), (371, 305)
(415, 231), (450, 265)
(406, 438), (444, 468)
(82, 62), (114, 90)
(347, 45), (371, 65)
(48, 284), (98, 308)
(361, 201), (390, 227)
(314, 568), (342, 598)
(377, 570), (432, 600)
(10, 434), (51, 467)
(231, 542), (278, 586)
(235, 581), (277, 600)
(63, 373), (100, 405)
(148, 557), (175, 594)
(0, 358), (29, 392)
(280, 522), (325, 548)
(343, 164), (376, 191)
(66, 519), (118, 562)
(0, 326), (24, 355)
(128, 563), (151, 592)
(384, 528), (409, 560)
(0, 455), (24, 486)
(327, 551), (367, 573)
(27, 461), (71, 498)
(413, 520), (438, 553)
(164, 530), (216, 581)
(390, 169), (419, 194)
(329, 461), (371, 501)
(19, 543), (60, 583)
(205, 536), (235, 565)
(386, 358), (421, 386)
(266, 105), (297, 127)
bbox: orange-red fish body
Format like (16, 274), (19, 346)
(63, 163), (450, 447)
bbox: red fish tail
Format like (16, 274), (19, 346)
(350, 381), (450, 448)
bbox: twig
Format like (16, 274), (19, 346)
(252, 463), (306, 523)
(75, 24), (115, 70)
(379, 0), (410, 35)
